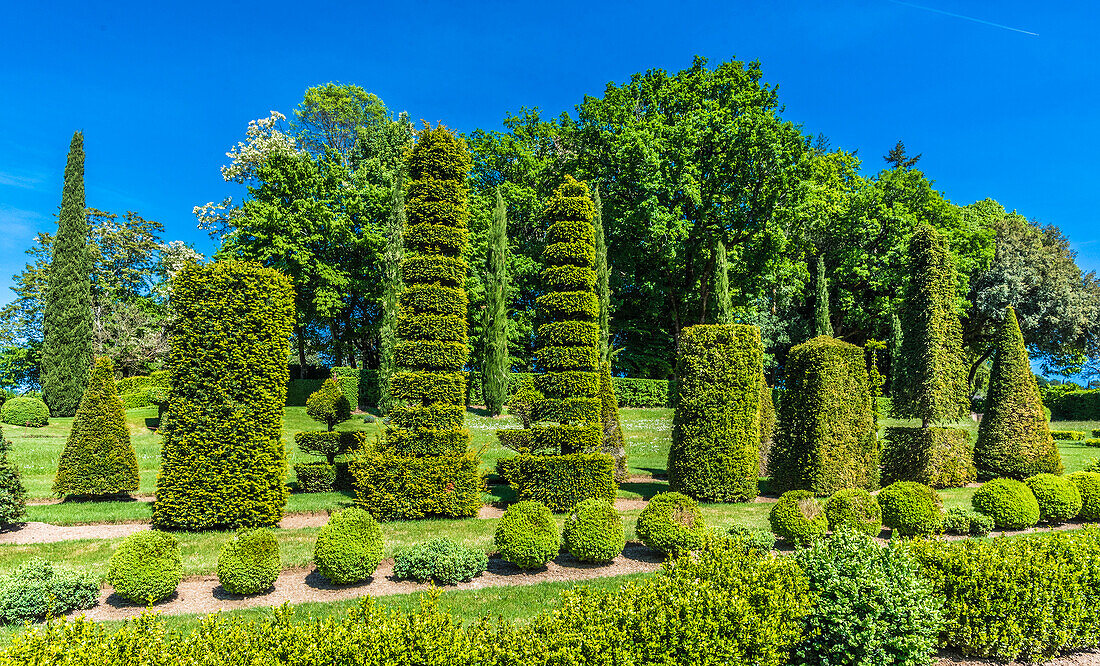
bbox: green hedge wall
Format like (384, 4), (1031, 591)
(881, 426), (975, 489)
(1042, 389), (1100, 421)
(330, 367), (360, 410)
(469, 372), (670, 408)
(496, 452), (617, 513)
(351, 449), (483, 521)
(286, 379), (325, 407)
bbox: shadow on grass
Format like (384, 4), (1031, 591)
(61, 494), (140, 504)
(618, 481), (667, 500)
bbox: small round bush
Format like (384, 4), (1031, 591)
(1068, 472), (1100, 522)
(294, 462), (336, 493)
(636, 492), (707, 555)
(0, 397), (49, 428)
(314, 508), (384, 584)
(1025, 473), (1082, 524)
(968, 510), (994, 536)
(769, 490), (827, 545)
(877, 481), (943, 537)
(563, 498), (625, 562)
(393, 538), (488, 585)
(972, 478), (1040, 531)
(495, 500), (559, 569)
(107, 530), (182, 604)
(0, 559), (99, 623)
(218, 528), (280, 595)
(727, 524), (777, 553)
(306, 378), (351, 430)
(943, 507), (971, 535)
(824, 488), (882, 536)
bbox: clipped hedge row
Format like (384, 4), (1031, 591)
(287, 370), (381, 409)
(1042, 388), (1100, 421)
(351, 449), (483, 521)
(496, 453), (616, 513)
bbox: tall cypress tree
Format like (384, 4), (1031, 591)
(888, 312), (903, 395)
(813, 254), (833, 337)
(481, 188), (510, 416)
(377, 175), (405, 414)
(41, 132), (93, 417)
(593, 186), (612, 363)
(714, 240), (732, 325)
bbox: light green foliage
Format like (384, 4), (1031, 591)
(353, 449), (482, 520)
(294, 431), (369, 467)
(714, 241), (732, 325)
(812, 255), (833, 337)
(392, 537), (487, 585)
(598, 361), (628, 482)
(1025, 473), (1081, 524)
(1068, 471), (1100, 521)
(636, 491), (707, 555)
(107, 530), (182, 604)
(824, 488), (882, 535)
(758, 376), (776, 476)
(0, 426), (26, 527)
(971, 478), (1039, 530)
(494, 500), (559, 569)
(726, 524), (777, 552)
(217, 528), (280, 595)
(769, 490), (827, 545)
(314, 508), (384, 584)
(481, 188), (510, 416)
(306, 378), (352, 431)
(0, 397), (48, 428)
(496, 453), (615, 513)
(377, 176), (405, 414)
(1051, 429), (1087, 440)
(330, 367), (359, 411)
(881, 426), (975, 488)
(0, 559), (98, 624)
(877, 481), (943, 537)
(942, 507), (994, 536)
(563, 497), (625, 562)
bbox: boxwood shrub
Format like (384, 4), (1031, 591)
(0, 397), (48, 428)
(1025, 473), (1081, 524)
(876, 481), (943, 537)
(494, 500), (559, 569)
(726, 524), (777, 553)
(942, 507), (993, 537)
(107, 530), (182, 604)
(1051, 430), (1086, 440)
(636, 492), (706, 555)
(392, 538), (487, 585)
(971, 478), (1040, 530)
(313, 508), (384, 585)
(1068, 471), (1100, 521)
(0, 559), (98, 624)
(562, 497), (625, 562)
(217, 528), (280, 595)
(824, 488), (881, 536)
(769, 490), (827, 545)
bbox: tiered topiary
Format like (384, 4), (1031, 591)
(768, 336), (877, 495)
(0, 425), (26, 529)
(495, 500), (560, 569)
(636, 492), (707, 555)
(52, 357), (139, 498)
(769, 490), (828, 545)
(152, 261), (295, 530)
(824, 488), (882, 536)
(0, 397), (49, 428)
(974, 307), (1062, 479)
(1068, 472), (1100, 522)
(313, 508), (384, 584)
(1024, 473), (1081, 524)
(668, 324), (762, 502)
(217, 528), (280, 595)
(352, 125), (483, 521)
(294, 378), (368, 493)
(877, 481), (943, 537)
(562, 497), (625, 562)
(971, 478), (1040, 530)
(107, 530), (183, 604)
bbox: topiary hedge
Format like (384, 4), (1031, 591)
(562, 497), (625, 562)
(494, 500), (559, 569)
(313, 508), (384, 584)
(971, 478), (1040, 530)
(1068, 471), (1100, 521)
(636, 492), (706, 555)
(352, 449), (483, 521)
(392, 537), (487, 585)
(217, 528), (280, 595)
(824, 487), (882, 536)
(330, 367), (360, 411)
(758, 376), (776, 477)
(107, 530), (182, 604)
(496, 453), (615, 513)
(769, 490), (828, 545)
(881, 426), (975, 489)
(0, 559), (98, 624)
(293, 461), (337, 493)
(1025, 473), (1081, 524)
(0, 425), (27, 529)
(876, 481), (943, 537)
(0, 397), (48, 428)
(1051, 430), (1087, 440)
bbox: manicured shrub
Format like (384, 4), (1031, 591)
(1068, 471), (1100, 521)
(942, 507), (993, 536)
(726, 524), (777, 553)
(971, 478), (1039, 530)
(1025, 473), (1082, 524)
(52, 357), (139, 497)
(598, 361), (628, 482)
(330, 367), (360, 411)
(313, 508), (384, 584)
(285, 379), (325, 407)
(293, 461), (337, 493)
(0, 426), (26, 529)
(881, 426), (975, 488)
(636, 492), (707, 555)
(0, 559), (98, 624)
(504, 375), (541, 429)
(769, 490), (827, 545)
(496, 453), (615, 513)
(107, 530), (182, 604)
(758, 376), (776, 476)
(294, 431), (369, 466)
(306, 378), (352, 431)
(612, 377), (671, 407)
(0, 397), (48, 428)
(392, 537), (487, 585)
(877, 481), (943, 537)
(1051, 429), (1086, 440)
(352, 450), (483, 520)
(824, 488), (881, 536)
(1085, 438), (1100, 448)
(153, 261), (294, 530)
(668, 324), (762, 501)
(494, 500), (559, 569)
(562, 498), (625, 562)
(217, 528), (280, 595)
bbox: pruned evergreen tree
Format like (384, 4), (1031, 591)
(888, 312), (903, 395)
(377, 174), (405, 414)
(41, 131), (93, 417)
(593, 186), (612, 362)
(714, 241), (732, 325)
(599, 361), (628, 482)
(0, 424), (27, 529)
(813, 255), (833, 337)
(481, 188), (510, 416)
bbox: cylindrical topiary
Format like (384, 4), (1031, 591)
(637, 492), (707, 555)
(495, 500), (560, 569)
(1068, 472), (1100, 522)
(668, 324), (762, 502)
(0, 397), (49, 428)
(1025, 473), (1081, 524)
(217, 528), (280, 595)
(562, 498), (625, 562)
(107, 530), (183, 604)
(758, 375), (776, 476)
(313, 508), (384, 584)
(971, 478), (1040, 530)
(769, 490), (828, 545)
(877, 481), (943, 537)
(824, 488), (882, 536)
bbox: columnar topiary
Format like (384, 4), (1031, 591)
(758, 376), (776, 476)
(881, 426), (975, 489)
(668, 324), (762, 502)
(480, 187), (510, 416)
(974, 307), (1062, 479)
(768, 336), (877, 495)
(598, 361), (628, 482)
(592, 186), (612, 361)
(53, 357), (139, 497)
(0, 425), (27, 529)
(153, 261), (294, 530)
(353, 125), (482, 520)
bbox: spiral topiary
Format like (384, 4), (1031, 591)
(495, 500), (559, 569)
(107, 530), (182, 604)
(877, 481), (943, 537)
(1025, 473), (1081, 524)
(313, 508), (384, 584)
(769, 490), (828, 545)
(1068, 472), (1100, 522)
(824, 488), (882, 536)
(562, 498), (625, 562)
(217, 528), (280, 595)
(636, 492), (707, 555)
(972, 478), (1040, 530)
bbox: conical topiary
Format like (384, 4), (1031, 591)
(973, 307), (1062, 479)
(0, 424), (27, 528)
(53, 357), (138, 497)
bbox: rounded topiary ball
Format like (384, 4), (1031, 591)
(495, 500), (559, 569)
(217, 528), (280, 595)
(0, 397), (49, 428)
(769, 490), (827, 545)
(824, 488), (882, 536)
(877, 482), (943, 537)
(107, 530), (182, 604)
(636, 492), (706, 555)
(1025, 473), (1082, 524)
(1068, 472), (1100, 522)
(563, 498), (625, 562)
(972, 478), (1040, 530)
(313, 508), (384, 584)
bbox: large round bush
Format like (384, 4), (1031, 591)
(217, 528), (280, 595)
(494, 500), (559, 569)
(0, 559), (98, 623)
(107, 530), (182, 604)
(0, 397), (48, 428)
(1025, 473), (1081, 524)
(1068, 472), (1100, 522)
(824, 488), (882, 536)
(393, 538), (487, 585)
(972, 478), (1039, 530)
(313, 508), (383, 584)
(636, 492), (706, 555)
(563, 498), (625, 562)
(877, 481), (943, 537)
(769, 490), (827, 545)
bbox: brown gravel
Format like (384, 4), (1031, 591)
(0, 521), (149, 544)
(935, 650), (1100, 665)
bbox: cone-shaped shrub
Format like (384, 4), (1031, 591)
(52, 357), (138, 497)
(153, 261), (294, 530)
(974, 307), (1062, 479)
(0, 426), (27, 528)
(769, 336), (877, 495)
(668, 324), (762, 502)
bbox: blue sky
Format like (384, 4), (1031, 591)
(1, 0), (1098, 306)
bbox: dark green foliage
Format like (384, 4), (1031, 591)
(1025, 473), (1082, 524)
(41, 132), (93, 418)
(971, 477), (1039, 530)
(285, 379), (326, 406)
(636, 491), (706, 555)
(598, 361), (627, 482)
(496, 453), (615, 513)
(1051, 429), (1087, 440)
(294, 431), (369, 466)
(313, 508), (384, 584)
(793, 531), (942, 666)
(1068, 472), (1100, 521)
(942, 507), (994, 536)
(494, 500), (559, 569)
(504, 375), (541, 429)
(758, 376), (776, 476)
(974, 308), (1062, 479)
(293, 461), (336, 493)
(307, 379), (352, 431)
(668, 324), (762, 502)
(52, 357), (138, 497)
(562, 497), (625, 562)
(824, 488), (882, 535)
(481, 188), (510, 416)
(0, 559), (98, 624)
(0, 397), (49, 428)
(392, 538), (487, 585)
(593, 186), (611, 361)
(1044, 390), (1100, 421)
(881, 426), (975, 488)
(714, 241), (732, 325)
(812, 255), (833, 337)
(107, 530), (182, 604)
(877, 481), (943, 537)
(889, 312), (903, 394)
(217, 528), (280, 595)
(153, 261), (295, 530)
(0, 427), (27, 528)
(330, 367), (360, 411)
(351, 449), (483, 520)
(769, 490), (828, 545)
(769, 336), (877, 495)
(726, 524), (777, 552)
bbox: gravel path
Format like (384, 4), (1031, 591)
(935, 650), (1100, 665)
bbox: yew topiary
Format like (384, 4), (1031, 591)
(306, 378), (352, 431)
(758, 375), (776, 476)
(1067, 472), (1100, 522)
(877, 481), (943, 537)
(0, 397), (49, 428)
(314, 508), (384, 584)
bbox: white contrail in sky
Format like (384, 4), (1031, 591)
(887, 0), (1039, 36)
